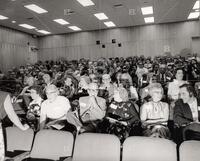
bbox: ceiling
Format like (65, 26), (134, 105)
(0, 0), (198, 36)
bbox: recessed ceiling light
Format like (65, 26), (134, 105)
(68, 26), (81, 31)
(37, 30), (51, 34)
(53, 19), (69, 25)
(0, 15), (8, 20)
(76, 0), (95, 7)
(104, 21), (116, 27)
(188, 12), (200, 19)
(12, 20), (16, 23)
(144, 17), (154, 23)
(141, 6), (153, 15)
(24, 4), (48, 14)
(94, 13), (108, 20)
(193, 1), (200, 9)
(19, 24), (36, 29)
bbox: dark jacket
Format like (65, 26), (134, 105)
(107, 100), (140, 125)
(173, 99), (200, 126)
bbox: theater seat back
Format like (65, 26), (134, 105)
(179, 141), (200, 161)
(122, 136), (177, 161)
(30, 130), (74, 160)
(73, 133), (121, 161)
(6, 127), (34, 152)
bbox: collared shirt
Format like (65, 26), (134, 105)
(188, 98), (199, 122)
(168, 79), (186, 100)
(40, 96), (70, 122)
(141, 101), (169, 122)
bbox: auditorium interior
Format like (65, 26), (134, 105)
(0, 0), (200, 161)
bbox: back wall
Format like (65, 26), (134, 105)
(0, 26), (38, 72)
(38, 21), (200, 61)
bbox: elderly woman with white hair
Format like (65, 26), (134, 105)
(98, 87), (141, 142)
(140, 83), (170, 138)
(40, 84), (76, 133)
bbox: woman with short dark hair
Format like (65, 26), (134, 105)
(26, 85), (44, 131)
(174, 84), (200, 141)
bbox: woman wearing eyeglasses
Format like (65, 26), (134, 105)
(39, 84), (76, 133)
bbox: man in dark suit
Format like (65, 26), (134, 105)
(173, 84), (200, 141)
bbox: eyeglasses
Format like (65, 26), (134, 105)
(30, 90), (37, 94)
(88, 89), (98, 92)
(46, 91), (57, 95)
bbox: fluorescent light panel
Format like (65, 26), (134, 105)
(104, 21), (116, 27)
(37, 30), (51, 34)
(53, 19), (69, 25)
(24, 4), (48, 14)
(76, 0), (95, 6)
(144, 17), (154, 23)
(94, 13), (108, 20)
(188, 12), (200, 19)
(19, 24), (36, 29)
(141, 6), (153, 15)
(68, 26), (81, 31)
(0, 15), (8, 20)
(193, 1), (200, 9)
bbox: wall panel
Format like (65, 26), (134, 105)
(0, 26), (38, 72)
(36, 21), (199, 61)
(192, 38), (200, 54)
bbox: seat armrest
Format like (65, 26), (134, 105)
(5, 151), (30, 161)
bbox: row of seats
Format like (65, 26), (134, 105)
(5, 127), (200, 161)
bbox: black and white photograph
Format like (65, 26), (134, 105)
(0, 0), (200, 160)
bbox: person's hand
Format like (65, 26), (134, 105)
(21, 124), (30, 131)
(107, 117), (117, 123)
(23, 86), (30, 92)
(120, 121), (128, 126)
(82, 113), (90, 122)
(20, 86), (30, 95)
(11, 96), (17, 103)
(141, 122), (149, 128)
(89, 96), (96, 105)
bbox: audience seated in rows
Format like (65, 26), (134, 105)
(1, 55), (200, 145)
